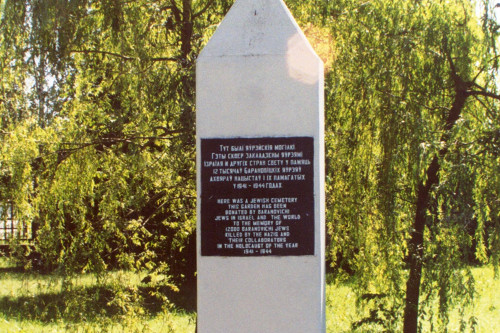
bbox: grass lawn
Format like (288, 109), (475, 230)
(0, 257), (498, 332)
(326, 268), (500, 332)
(0, 257), (196, 333)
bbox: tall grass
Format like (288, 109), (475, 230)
(0, 257), (498, 332)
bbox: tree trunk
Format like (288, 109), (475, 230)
(403, 157), (439, 332)
(403, 80), (468, 332)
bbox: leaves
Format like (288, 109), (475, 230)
(320, 0), (499, 330)
(0, 0), (498, 329)
(0, 0), (229, 280)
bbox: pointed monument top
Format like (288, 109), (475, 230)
(199, 0), (318, 58)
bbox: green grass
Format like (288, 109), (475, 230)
(0, 257), (196, 332)
(457, 267), (500, 333)
(0, 257), (498, 332)
(325, 267), (500, 333)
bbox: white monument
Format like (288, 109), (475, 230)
(196, 0), (325, 331)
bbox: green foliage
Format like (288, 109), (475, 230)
(0, 0), (236, 281)
(0, 0), (499, 331)
(0, 258), (195, 332)
(316, 0), (499, 330)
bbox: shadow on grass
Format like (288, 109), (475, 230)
(0, 282), (196, 324)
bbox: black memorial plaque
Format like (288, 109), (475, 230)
(201, 137), (314, 256)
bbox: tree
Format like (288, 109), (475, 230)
(323, 0), (499, 331)
(0, 0), (234, 281)
(1, 0), (498, 330)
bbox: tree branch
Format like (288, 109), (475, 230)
(170, 0), (182, 22)
(69, 49), (178, 62)
(153, 127), (184, 136)
(59, 134), (181, 148)
(150, 56), (178, 62)
(443, 37), (457, 77)
(193, 0), (215, 18)
(470, 55), (500, 83)
(469, 82), (500, 100)
(69, 49), (135, 60)
(469, 89), (500, 100)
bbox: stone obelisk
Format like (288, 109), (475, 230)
(196, 0), (325, 331)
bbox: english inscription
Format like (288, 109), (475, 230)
(201, 137), (314, 256)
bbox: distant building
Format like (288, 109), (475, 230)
(0, 202), (31, 244)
